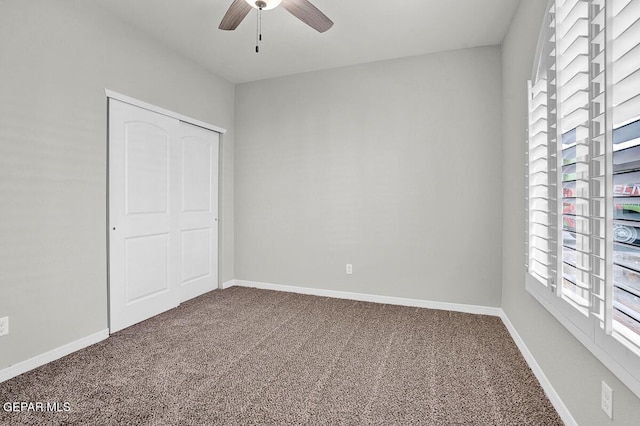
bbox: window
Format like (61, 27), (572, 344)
(526, 0), (640, 398)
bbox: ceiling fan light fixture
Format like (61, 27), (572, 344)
(244, 0), (282, 10)
(220, 0), (333, 33)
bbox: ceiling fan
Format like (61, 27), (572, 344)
(219, 0), (334, 50)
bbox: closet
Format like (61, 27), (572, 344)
(108, 95), (221, 332)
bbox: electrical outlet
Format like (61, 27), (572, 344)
(346, 264), (353, 275)
(0, 317), (8, 337)
(601, 381), (613, 419)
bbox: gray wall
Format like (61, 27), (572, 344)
(501, 0), (640, 424)
(235, 47), (503, 307)
(0, 0), (234, 370)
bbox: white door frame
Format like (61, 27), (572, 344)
(105, 89), (226, 333)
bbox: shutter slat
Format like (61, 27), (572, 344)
(612, 17), (640, 61)
(530, 105), (548, 123)
(531, 118), (549, 135)
(531, 157), (548, 172)
(612, 0), (633, 17)
(531, 186), (549, 198)
(561, 106), (589, 130)
(531, 223), (550, 240)
(560, 72), (589, 98)
(559, 25), (589, 53)
(531, 175), (549, 188)
(532, 234), (550, 251)
(560, 55), (590, 85)
(612, 42), (640, 84)
(532, 90), (549, 110)
(558, 1), (588, 37)
(530, 131), (549, 147)
(612, 0), (640, 38)
(613, 93), (640, 127)
(560, 88), (589, 115)
(533, 78), (548, 93)
(531, 197), (550, 211)
(558, 41), (589, 69)
(613, 68), (640, 106)
(531, 144), (549, 162)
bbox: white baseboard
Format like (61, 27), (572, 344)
(0, 329), (109, 384)
(499, 312), (577, 426)
(221, 279), (236, 289)
(232, 279), (502, 317)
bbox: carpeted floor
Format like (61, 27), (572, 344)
(0, 287), (563, 425)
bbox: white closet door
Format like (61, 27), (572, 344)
(178, 122), (219, 302)
(109, 99), (180, 333)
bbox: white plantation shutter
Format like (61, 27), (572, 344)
(526, 0), (640, 398)
(527, 77), (551, 283)
(610, 0), (640, 348)
(555, 0), (591, 315)
(527, 2), (556, 288)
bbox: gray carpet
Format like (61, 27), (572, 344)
(0, 287), (563, 425)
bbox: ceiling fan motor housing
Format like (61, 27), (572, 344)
(245, 0), (282, 10)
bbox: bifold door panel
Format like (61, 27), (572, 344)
(109, 99), (219, 333)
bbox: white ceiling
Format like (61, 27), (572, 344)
(98, 0), (521, 84)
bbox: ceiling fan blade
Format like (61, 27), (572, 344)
(281, 0), (333, 33)
(219, 0), (253, 31)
